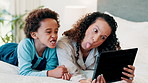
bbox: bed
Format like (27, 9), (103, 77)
(1, 0), (148, 83)
(0, 61), (77, 83)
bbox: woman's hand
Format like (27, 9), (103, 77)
(121, 65), (135, 83)
(80, 74), (106, 83)
(92, 74), (106, 83)
(47, 65), (72, 80)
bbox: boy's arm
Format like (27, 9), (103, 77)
(17, 39), (47, 77)
(45, 48), (58, 70)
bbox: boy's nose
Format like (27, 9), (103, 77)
(51, 33), (57, 38)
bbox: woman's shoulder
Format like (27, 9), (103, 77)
(57, 36), (77, 51)
(57, 36), (76, 46)
(58, 36), (69, 42)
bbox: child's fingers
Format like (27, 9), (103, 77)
(62, 73), (72, 80)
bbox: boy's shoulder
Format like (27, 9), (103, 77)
(18, 38), (34, 48)
(20, 38), (33, 44)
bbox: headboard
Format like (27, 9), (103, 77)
(97, 0), (148, 22)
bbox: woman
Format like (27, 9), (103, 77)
(0, 8), (71, 80)
(57, 12), (135, 83)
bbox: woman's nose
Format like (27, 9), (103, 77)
(93, 34), (100, 42)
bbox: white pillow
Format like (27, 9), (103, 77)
(104, 11), (148, 51)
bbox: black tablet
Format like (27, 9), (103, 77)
(92, 48), (138, 82)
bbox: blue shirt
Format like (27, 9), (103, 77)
(17, 38), (58, 77)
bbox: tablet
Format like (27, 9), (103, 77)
(92, 48), (138, 82)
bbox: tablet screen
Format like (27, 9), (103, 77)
(92, 48), (138, 82)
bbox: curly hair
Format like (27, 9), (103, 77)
(24, 8), (60, 38)
(63, 12), (120, 53)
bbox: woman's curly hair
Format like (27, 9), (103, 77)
(24, 8), (60, 38)
(63, 12), (120, 53)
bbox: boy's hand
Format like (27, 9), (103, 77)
(47, 65), (72, 80)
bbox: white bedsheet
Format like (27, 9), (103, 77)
(0, 61), (77, 83)
(0, 60), (148, 83)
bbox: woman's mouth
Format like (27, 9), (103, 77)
(86, 42), (91, 49)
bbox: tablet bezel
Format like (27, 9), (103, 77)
(92, 48), (138, 82)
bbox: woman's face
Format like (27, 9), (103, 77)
(81, 18), (111, 51)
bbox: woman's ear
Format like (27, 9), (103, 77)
(30, 32), (38, 39)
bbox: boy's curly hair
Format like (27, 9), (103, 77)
(63, 12), (120, 53)
(24, 8), (60, 38)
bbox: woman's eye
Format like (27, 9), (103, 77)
(93, 28), (98, 33)
(101, 36), (106, 40)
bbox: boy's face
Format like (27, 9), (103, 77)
(33, 18), (59, 48)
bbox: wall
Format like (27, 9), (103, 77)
(14, 0), (41, 43)
(41, 0), (97, 38)
(97, 0), (148, 22)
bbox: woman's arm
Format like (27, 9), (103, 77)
(56, 37), (86, 81)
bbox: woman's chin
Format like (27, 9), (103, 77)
(84, 47), (92, 51)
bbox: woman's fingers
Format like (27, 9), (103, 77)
(95, 74), (106, 83)
(92, 79), (96, 83)
(121, 65), (135, 83)
(123, 65), (135, 74)
(123, 65), (135, 78)
(128, 65), (135, 70)
(122, 72), (134, 78)
(121, 77), (133, 83)
(123, 67), (133, 74)
(100, 74), (106, 83)
(121, 71), (134, 83)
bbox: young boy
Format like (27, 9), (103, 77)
(0, 8), (71, 80)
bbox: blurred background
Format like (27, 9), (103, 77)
(0, 0), (97, 45)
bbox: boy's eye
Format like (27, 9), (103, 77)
(55, 31), (58, 33)
(93, 28), (98, 33)
(47, 31), (51, 33)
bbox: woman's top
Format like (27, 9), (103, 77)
(17, 38), (58, 77)
(56, 36), (100, 82)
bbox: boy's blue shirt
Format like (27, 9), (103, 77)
(17, 38), (58, 76)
